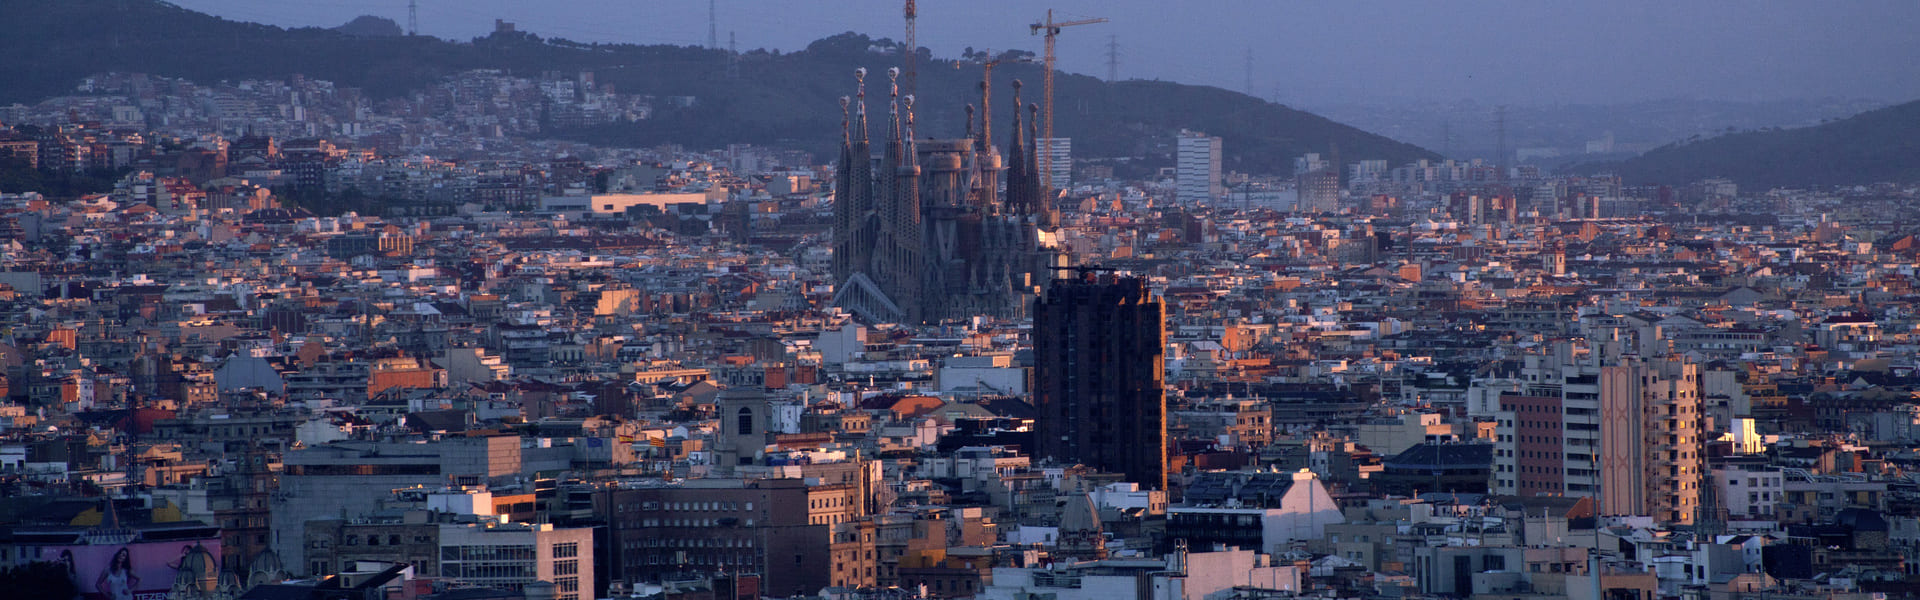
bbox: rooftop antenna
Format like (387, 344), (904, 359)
(407, 0), (418, 36)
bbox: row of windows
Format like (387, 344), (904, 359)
(443, 545), (536, 561)
(621, 501), (754, 513)
(341, 534), (426, 547)
(628, 517), (751, 528)
(631, 551), (760, 566)
(625, 537), (756, 549)
(441, 563), (535, 579)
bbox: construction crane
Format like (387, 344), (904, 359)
(903, 1), (917, 96)
(955, 49), (1030, 150)
(1029, 9), (1106, 188)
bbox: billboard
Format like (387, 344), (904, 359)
(39, 540), (223, 600)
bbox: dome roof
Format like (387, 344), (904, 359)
(172, 544), (220, 592)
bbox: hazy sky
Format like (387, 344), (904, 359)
(168, 0), (1920, 107)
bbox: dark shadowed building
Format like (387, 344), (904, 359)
(1032, 273), (1166, 490)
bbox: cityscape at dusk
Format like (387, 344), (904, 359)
(2, 2), (1920, 600)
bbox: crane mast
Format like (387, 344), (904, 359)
(956, 49), (1029, 150)
(903, 1), (917, 95)
(1029, 9), (1106, 190)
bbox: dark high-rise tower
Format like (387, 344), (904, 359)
(1032, 272), (1167, 490)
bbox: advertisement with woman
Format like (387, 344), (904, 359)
(38, 540), (221, 600)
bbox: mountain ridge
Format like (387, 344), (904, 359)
(0, 0), (1437, 176)
(1598, 99), (1920, 188)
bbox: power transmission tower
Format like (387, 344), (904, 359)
(407, 0), (417, 36)
(1105, 35), (1119, 82)
(728, 32), (739, 79)
(903, 0), (917, 95)
(707, 0), (719, 50)
(1244, 48), (1254, 96)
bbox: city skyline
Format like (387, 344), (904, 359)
(4, 2), (1920, 600)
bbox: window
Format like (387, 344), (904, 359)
(737, 407), (754, 435)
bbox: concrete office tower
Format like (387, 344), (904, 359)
(1599, 355), (1703, 525)
(1298, 170), (1341, 212)
(1176, 130), (1222, 204)
(272, 436), (527, 576)
(830, 70), (1064, 324)
(438, 523), (593, 600)
(603, 478), (873, 596)
(1295, 152), (1339, 212)
(1037, 137), (1072, 189)
(1491, 340), (1703, 525)
(1033, 273), (1167, 490)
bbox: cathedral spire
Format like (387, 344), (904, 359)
(839, 96), (851, 149)
(855, 67), (870, 145)
(1005, 80), (1029, 215)
(1028, 102), (1043, 184)
(904, 95), (919, 158)
(886, 67), (903, 163)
